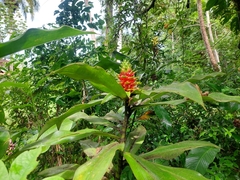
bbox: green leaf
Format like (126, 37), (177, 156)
(73, 142), (124, 180)
(103, 110), (123, 123)
(206, 0), (220, 11)
(101, 94), (116, 104)
(0, 26), (94, 57)
(95, 55), (120, 72)
(24, 129), (118, 151)
(125, 125), (146, 154)
(0, 106), (5, 124)
(154, 106), (172, 127)
(140, 141), (219, 160)
(204, 92), (240, 103)
(0, 81), (28, 88)
(187, 72), (225, 83)
(38, 164), (78, 178)
(53, 63), (127, 99)
(124, 152), (208, 180)
(0, 160), (9, 179)
(140, 82), (204, 108)
(145, 99), (187, 106)
(79, 139), (99, 157)
(38, 99), (103, 138)
(9, 148), (42, 180)
(185, 146), (220, 175)
(42, 177), (64, 180)
(0, 127), (10, 159)
(137, 99), (187, 108)
(69, 112), (114, 127)
(27, 118), (73, 145)
(41, 118), (73, 139)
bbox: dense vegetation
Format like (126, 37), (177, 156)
(1, 0), (240, 179)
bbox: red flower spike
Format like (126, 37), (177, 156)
(118, 61), (137, 92)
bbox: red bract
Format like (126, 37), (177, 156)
(118, 61), (137, 92)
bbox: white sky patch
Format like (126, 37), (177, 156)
(27, 0), (102, 28)
(27, 0), (61, 28)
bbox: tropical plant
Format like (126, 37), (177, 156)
(5, 26), (240, 180)
(1, 0), (240, 179)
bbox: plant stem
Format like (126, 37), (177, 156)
(115, 98), (132, 179)
(120, 98), (132, 143)
(114, 150), (123, 180)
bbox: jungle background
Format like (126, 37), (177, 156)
(1, 0), (240, 179)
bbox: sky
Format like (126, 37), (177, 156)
(27, 0), (102, 28)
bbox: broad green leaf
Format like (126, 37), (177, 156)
(43, 177), (64, 180)
(124, 152), (208, 180)
(95, 59), (119, 71)
(154, 106), (172, 127)
(69, 112), (114, 127)
(40, 118), (73, 139)
(101, 93), (116, 104)
(145, 99), (187, 106)
(104, 110), (123, 123)
(187, 72), (225, 83)
(73, 142), (124, 180)
(140, 82), (204, 108)
(95, 55), (120, 72)
(0, 160), (9, 179)
(137, 99), (187, 108)
(38, 164), (78, 178)
(0, 127), (10, 159)
(38, 99), (103, 138)
(204, 92), (240, 103)
(185, 146), (220, 175)
(79, 139), (99, 157)
(124, 153), (152, 180)
(10, 120), (73, 158)
(0, 26), (94, 57)
(125, 125), (146, 154)
(0, 81), (28, 88)
(140, 141), (219, 160)
(27, 118), (73, 144)
(53, 171), (75, 180)
(0, 106), (5, 124)
(24, 129), (118, 151)
(53, 63), (127, 99)
(205, 0), (219, 11)
(9, 148), (42, 180)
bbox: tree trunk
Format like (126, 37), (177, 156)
(117, 3), (122, 51)
(197, 0), (220, 71)
(206, 11), (221, 71)
(105, 0), (114, 43)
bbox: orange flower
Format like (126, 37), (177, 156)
(118, 61), (137, 92)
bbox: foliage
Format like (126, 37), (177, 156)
(1, 0), (240, 179)
(206, 0), (240, 34)
(0, 26), (221, 179)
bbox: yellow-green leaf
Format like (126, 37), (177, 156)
(73, 142), (124, 180)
